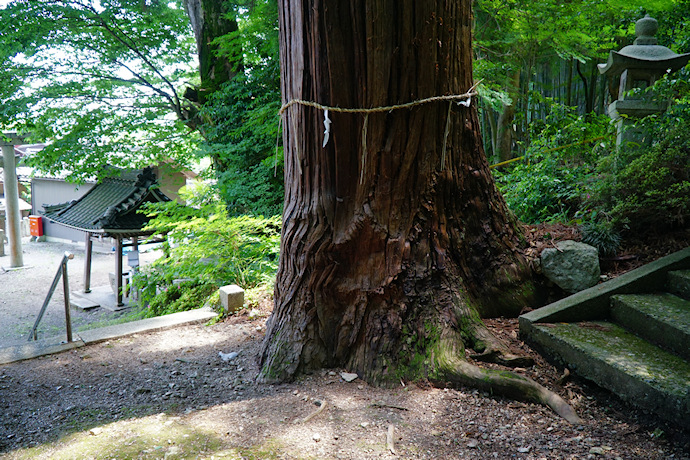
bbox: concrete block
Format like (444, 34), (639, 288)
(70, 293), (100, 310)
(219, 284), (244, 313)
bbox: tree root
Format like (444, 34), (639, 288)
(435, 330), (582, 425)
(294, 399), (327, 424)
(468, 322), (535, 368)
(469, 349), (534, 368)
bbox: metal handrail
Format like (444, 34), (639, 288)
(28, 252), (74, 342)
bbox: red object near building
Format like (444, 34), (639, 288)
(29, 215), (43, 236)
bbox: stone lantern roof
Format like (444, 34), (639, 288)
(598, 15), (690, 77)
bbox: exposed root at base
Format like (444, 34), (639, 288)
(435, 330), (582, 425)
(294, 399), (327, 424)
(469, 322), (535, 368)
(469, 349), (534, 368)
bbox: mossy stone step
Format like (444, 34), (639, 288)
(669, 270), (690, 300)
(611, 293), (690, 360)
(533, 321), (690, 428)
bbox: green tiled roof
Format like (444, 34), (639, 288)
(41, 167), (169, 237)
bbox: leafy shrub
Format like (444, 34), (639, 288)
(589, 123), (690, 234)
(216, 152), (284, 217)
(134, 185), (281, 317)
(494, 103), (614, 224)
(147, 282), (217, 317)
(587, 69), (690, 235)
(200, 53), (284, 217)
(580, 218), (622, 257)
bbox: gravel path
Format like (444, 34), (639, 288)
(0, 238), (159, 348)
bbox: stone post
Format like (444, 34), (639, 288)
(1, 138), (24, 267)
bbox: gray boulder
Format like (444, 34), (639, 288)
(541, 240), (600, 293)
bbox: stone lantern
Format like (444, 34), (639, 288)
(598, 15), (690, 148)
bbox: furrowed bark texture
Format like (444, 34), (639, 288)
(259, 0), (535, 384)
(184, 0), (238, 102)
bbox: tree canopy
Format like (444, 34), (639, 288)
(0, 0), (199, 181)
(474, 0), (688, 160)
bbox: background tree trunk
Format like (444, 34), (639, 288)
(260, 0), (538, 387)
(495, 71), (521, 161)
(183, 0), (239, 103)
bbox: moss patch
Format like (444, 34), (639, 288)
(395, 320), (443, 382)
(539, 321), (690, 396)
(10, 413), (224, 460)
(612, 293), (690, 335)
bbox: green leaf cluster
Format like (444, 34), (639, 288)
(495, 102), (614, 224)
(474, 0), (683, 160)
(588, 72), (690, 235)
(198, 0), (283, 215)
(0, 0), (199, 181)
(495, 66), (690, 254)
(146, 281), (217, 317)
(134, 183), (281, 316)
(200, 61), (283, 216)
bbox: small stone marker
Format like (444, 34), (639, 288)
(219, 284), (244, 313)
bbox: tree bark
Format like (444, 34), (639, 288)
(258, 0), (576, 421)
(495, 70), (520, 161)
(183, 0), (238, 103)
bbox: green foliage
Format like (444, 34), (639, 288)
(0, 0), (199, 182)
(474, 0), (684, 159)
(212, 0), (279, 72)
(134, 184), (281, 317)
(474, 0), (680, 87)
(497, 66), (690, 247)
(197, 0), (283, 215)
(589, 112), (690, 234)
(146, 281), (216, 317)
(580, 219), (622, 257)
(653, 0), (690, 53)
(200, 60), (283, 216)
(494, 104), (614, 224)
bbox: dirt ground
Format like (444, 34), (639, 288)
(0, 229), (689, 459)
(1, 317), (689, 459)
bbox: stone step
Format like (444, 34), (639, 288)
(611, 293), (690, 361)
(532, 321), (690, 428)
(668, 270), (690, 300)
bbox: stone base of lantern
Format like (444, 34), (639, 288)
(608, 99), (669, 149)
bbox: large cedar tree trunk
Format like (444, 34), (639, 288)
(259, 0), (578, 423)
